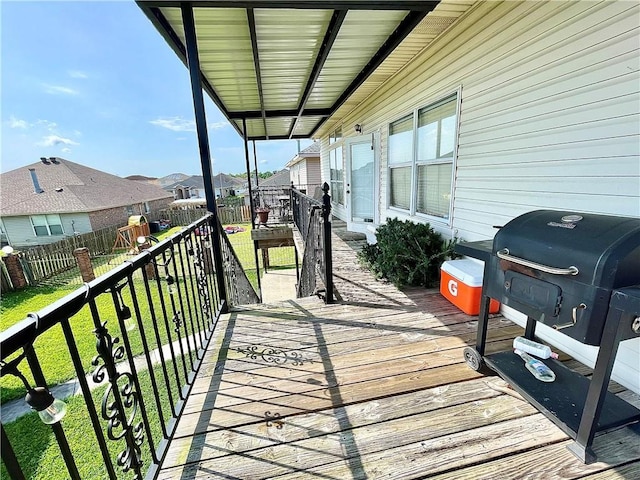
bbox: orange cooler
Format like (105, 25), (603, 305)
(440, 259), (500, 315)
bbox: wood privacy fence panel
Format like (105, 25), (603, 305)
(20, 226), (118, 285)
(162, 206), (251, 227)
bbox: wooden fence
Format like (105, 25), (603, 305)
(162, 206), (252, 226)
(18, 226), (118, 286)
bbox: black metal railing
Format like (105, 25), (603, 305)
(291, 183), (333, 304)
(219, 217), (261, 305)
(0, 214), (229, 480)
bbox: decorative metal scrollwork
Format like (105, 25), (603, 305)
(171, 312), (182, 333)
(217, 218), (260, 306)
(236, 345), (312, 366)
(190, 238), (212, 322)
(92, 321), (144, 479)
(265, 411), (283, 429)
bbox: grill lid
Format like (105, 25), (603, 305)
(493, 210), (640, 289)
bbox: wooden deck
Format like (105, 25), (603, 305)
(157, 231), (640, 479)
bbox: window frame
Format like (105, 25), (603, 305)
(387, 89), (461, 225)
(30, 214), (64, 237)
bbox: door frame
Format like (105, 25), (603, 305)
(345, 132), (379, 240)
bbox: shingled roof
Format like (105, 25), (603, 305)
(164, 173), (244, 191)
(0, 158), (173, 216)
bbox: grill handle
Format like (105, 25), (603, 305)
(496, 248), (579, 276)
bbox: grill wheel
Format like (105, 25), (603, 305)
(463, 346), (484, 371)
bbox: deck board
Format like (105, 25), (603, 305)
(158, 231), (640, 479)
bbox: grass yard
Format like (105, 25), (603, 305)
(0, 360), (178, 479)
(0, 222), (296, 478)
(0, 226), (204, 404)
(0, 224), (295, 403)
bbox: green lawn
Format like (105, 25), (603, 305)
(0, 222), (296, 478)
(0, 226), (203, 405)
(0, 224), (294, 404)
(0, 360), (178, 479)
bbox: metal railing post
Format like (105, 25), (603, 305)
(182, 4), (228, 312)
(321, 182), (334, 304)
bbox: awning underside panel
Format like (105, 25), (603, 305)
(144, 1), (471, 140)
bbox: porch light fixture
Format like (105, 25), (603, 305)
(354, 124), (362, 134)
(0, 350), (68, 425)
(166, 274), (178, 295)
(112, 282), (136, 331)
(25, 387), (68, 424)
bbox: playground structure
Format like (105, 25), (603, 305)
(112, 215), (151, 253)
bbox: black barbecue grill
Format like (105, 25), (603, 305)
(456, 210), (640, 464)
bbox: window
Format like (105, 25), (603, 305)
(329, 127), (344, 206)
(388, 94), (458, 220)
(30, 214), (64, 236)
(329, 126), (342, 145)
(126, 205), (134, 215)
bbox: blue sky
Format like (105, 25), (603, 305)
(1, 1), (312, 177)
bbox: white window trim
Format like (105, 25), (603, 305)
(386, 87), (462, 226)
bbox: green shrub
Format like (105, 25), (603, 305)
(358, 218), (457, 287)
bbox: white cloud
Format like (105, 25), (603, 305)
(68, 70), (88, 79)
(43, 84), (79, 95)
(150, 117), (195, 132)
(39, 135), (79, 147)
(150, 117), (229, 132)
(61, 147), (72, 153)
(8, 116), (29, 129)
(209, 121), (228, 130)
(36, 119), (58, 131)
(260, 159), (268, 164)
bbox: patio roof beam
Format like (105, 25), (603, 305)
(229, 108), (332, 119)
(139, 1), (439, 11)
(310, 9), (432, 137)
(288, 9), (347, 139)
(247, 8), (269, 140)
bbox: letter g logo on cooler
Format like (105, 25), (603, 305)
(448, 279), (458, 297)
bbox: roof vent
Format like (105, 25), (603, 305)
(40, 157), (50, 165)
(55, 187), (64, 192)
(50, 157), (60, 165)
(28, 168), (44, 194)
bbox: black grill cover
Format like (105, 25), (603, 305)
(485, 210), (640, 345)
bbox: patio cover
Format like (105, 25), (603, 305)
(137, 1), (472, 141)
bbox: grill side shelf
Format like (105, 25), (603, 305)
(484, 351), (640, 438)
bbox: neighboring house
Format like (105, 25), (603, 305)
(286, 142), (321, 194)
(165, 173), (245, 200)
(258, 169), (290, 188)
(312, 2), (639, 392)
(156, 173), (190, 187)
(125, 174), (158, 184)
(0, 157), (173, 248)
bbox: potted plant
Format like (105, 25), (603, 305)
(256, 206), (270, 225)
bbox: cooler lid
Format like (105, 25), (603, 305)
(441, 259), (486, 287)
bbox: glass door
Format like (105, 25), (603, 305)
(346, 134), (377, 228)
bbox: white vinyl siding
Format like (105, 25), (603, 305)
(306, 159), (322, 187)
(3, 213), (91, 247)
(317, 0), (640, 392)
